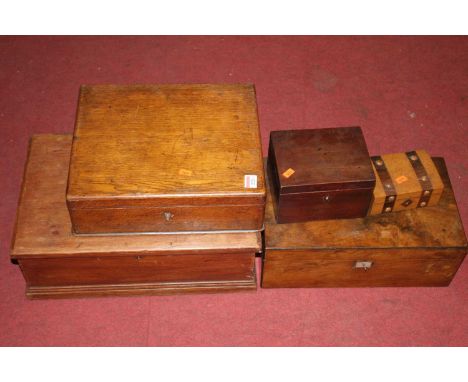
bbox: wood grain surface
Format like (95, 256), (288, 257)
(11, 135), (259, 298)
(262, 157), (467, 288)
(67, 84), (266, 233)
(267, 126), (375, 222)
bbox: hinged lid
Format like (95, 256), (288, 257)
(67, 84), (265, 209)
(269, 126), (375, 194)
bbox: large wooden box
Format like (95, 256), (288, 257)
(262, 157), (467, 288)
(369, 150), (444, 215)
(267, 127), (375, 223)
(11, 135), (259, 299)
(67, 84), (266, 234)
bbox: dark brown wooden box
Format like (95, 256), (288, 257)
(67, 84), (265, 234)
(262, 157), (467, 288)
(267, 126), (375, 223)
(11, 135), (259, 299)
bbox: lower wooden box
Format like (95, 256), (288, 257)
(11, 135), (259, 299)
(262, 157), (467, 288)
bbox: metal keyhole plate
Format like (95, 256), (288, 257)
(164, 212), (174, 221)
(354, 261), (373, 270)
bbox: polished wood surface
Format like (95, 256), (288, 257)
(269, 127), (375, 193)
(11, 135), (259, 298)
(370, 149), (444, 215)
(262, 157), (467, 288)
(267, 127), (375, 222)
(67, 84), (265, 233)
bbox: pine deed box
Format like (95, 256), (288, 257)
(11, 135), (260, 299)
(262, 157), (467, 288)
(67, 84), (266, 234)
(267, 126), (375, 223)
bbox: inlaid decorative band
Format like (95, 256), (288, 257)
(405, 151), (433, 208)
(371, 155), (396, 213)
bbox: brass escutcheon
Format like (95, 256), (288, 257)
(354, 261), (373, 270)
(163, 212), (174, 221)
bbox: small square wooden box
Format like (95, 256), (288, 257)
(262, 157), (467, 288)
(369, 150), (444, 215)
(67, 84), (265, 234)
(267, 126), (375, 223)
(11, 135), (259, 299)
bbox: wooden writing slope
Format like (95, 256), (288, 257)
(262, 158), (467, 288)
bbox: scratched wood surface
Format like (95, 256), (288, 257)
(12, 135), (261, 257)
(67, 84), (266, 233)
(267, 126), (375, 222)
(68, 84), (265, 200)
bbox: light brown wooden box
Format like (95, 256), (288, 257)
(262, 157), (467, 288)
(11, 135), (260, 299)
(369, 150), (444, 215)
(67, 84), (266, 234)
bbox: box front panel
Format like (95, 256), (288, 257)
(70, 204), (265, 234)
(277, 188), (373, 223)
(262, 249), (466, 287)
(20, 252), (255, 287)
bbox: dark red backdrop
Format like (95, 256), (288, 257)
(1, 36), (467, 346)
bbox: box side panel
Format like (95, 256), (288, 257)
(69, 204), (265, 234)
(262, 249), (466, 288)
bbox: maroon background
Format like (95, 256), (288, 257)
(1, 36), (467, 346)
